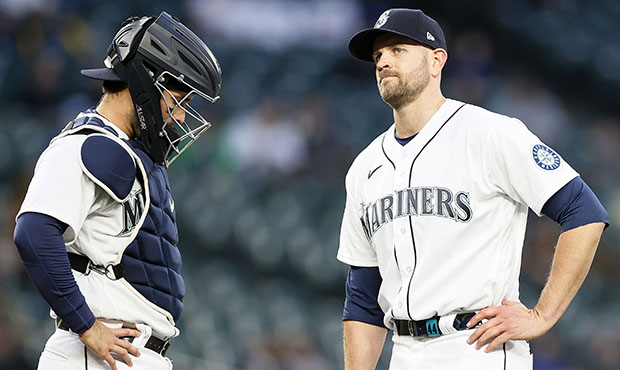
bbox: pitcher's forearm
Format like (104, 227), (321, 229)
(344, 320), (387, 370)
(535, 222), (605, 325)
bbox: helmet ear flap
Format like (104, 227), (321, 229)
(125, 57), (168, 165)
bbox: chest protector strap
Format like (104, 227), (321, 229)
(68, 252), (125, 280)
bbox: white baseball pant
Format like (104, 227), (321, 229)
(389, 329), (533, 370)
(37, 327), (173, 370)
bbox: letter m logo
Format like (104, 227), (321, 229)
(117, 189), (145, 237)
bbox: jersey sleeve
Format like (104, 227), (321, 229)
(343, 266), (385, 327)
(542, 177), (609, 232)
(485, 117), (578, 216)
(18, 136), (97, 242)
(337, 164), (378, 267)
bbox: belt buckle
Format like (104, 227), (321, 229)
(161, 341), (171, 356)
(407, 321), (416, 336)
(425, 317), (441, 337)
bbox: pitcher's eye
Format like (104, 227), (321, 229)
(373, 52), (382, 63)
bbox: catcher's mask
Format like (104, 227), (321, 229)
(81, 12), (222, 167)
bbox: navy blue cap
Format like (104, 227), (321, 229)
(80, 67), (123, 81)
(348, 9), (447, 62)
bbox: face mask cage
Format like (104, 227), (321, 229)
(154, 70), (219, 167)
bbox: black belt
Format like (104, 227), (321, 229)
(395, 312), (479, 337)
(56, 319), (171, 356)
(68, 252), (124, 280)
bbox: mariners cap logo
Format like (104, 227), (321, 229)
(532, 144), (561, 170)
(375, 10), (390, 28)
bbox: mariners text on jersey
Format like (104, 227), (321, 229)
(360, 186), (472, 240)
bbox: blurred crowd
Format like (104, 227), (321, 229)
(0, 0), (619, 369)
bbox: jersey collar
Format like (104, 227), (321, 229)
(98, 117), (130, 140)
(383, 99), (465, 159)
(77, 110), (130, 140)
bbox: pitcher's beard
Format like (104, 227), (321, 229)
(379, 58), (430, 111)
(380, 81), (417, 110)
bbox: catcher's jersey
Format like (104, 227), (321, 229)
(337, 99), (578, 329)
(18, 113), (179, 339)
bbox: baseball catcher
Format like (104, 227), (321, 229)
(14, 12), (221, 370)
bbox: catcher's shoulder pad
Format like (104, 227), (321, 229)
(80, 135), (137, 201)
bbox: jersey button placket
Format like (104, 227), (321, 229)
(393, 149), (413, 289)
(399, 149), (407, 177)
(395, 149), (409, 187)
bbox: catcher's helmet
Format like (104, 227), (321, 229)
(81, 12), (222, 167)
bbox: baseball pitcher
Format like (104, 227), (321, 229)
(338, 8), (608, 370)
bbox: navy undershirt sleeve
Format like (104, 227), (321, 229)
(541, 177), (609, 232)
(14, 212), (96, 334)
(343, 266), (386, 328)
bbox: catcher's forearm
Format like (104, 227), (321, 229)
(344, 320), (387, 370)
(14, 212), (96, 333)
(534, 222), (605, 327)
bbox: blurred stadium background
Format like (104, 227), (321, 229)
(0, 0), (619, 369)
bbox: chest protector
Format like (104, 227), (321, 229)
(122, 139), (184, 321)
(63, 111), (185, 322)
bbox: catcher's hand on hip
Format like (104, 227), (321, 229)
(79, 319), (141, 370)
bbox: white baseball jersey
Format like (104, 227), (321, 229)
(337, 99), (578, 329)
(18, 113), (179, 339)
